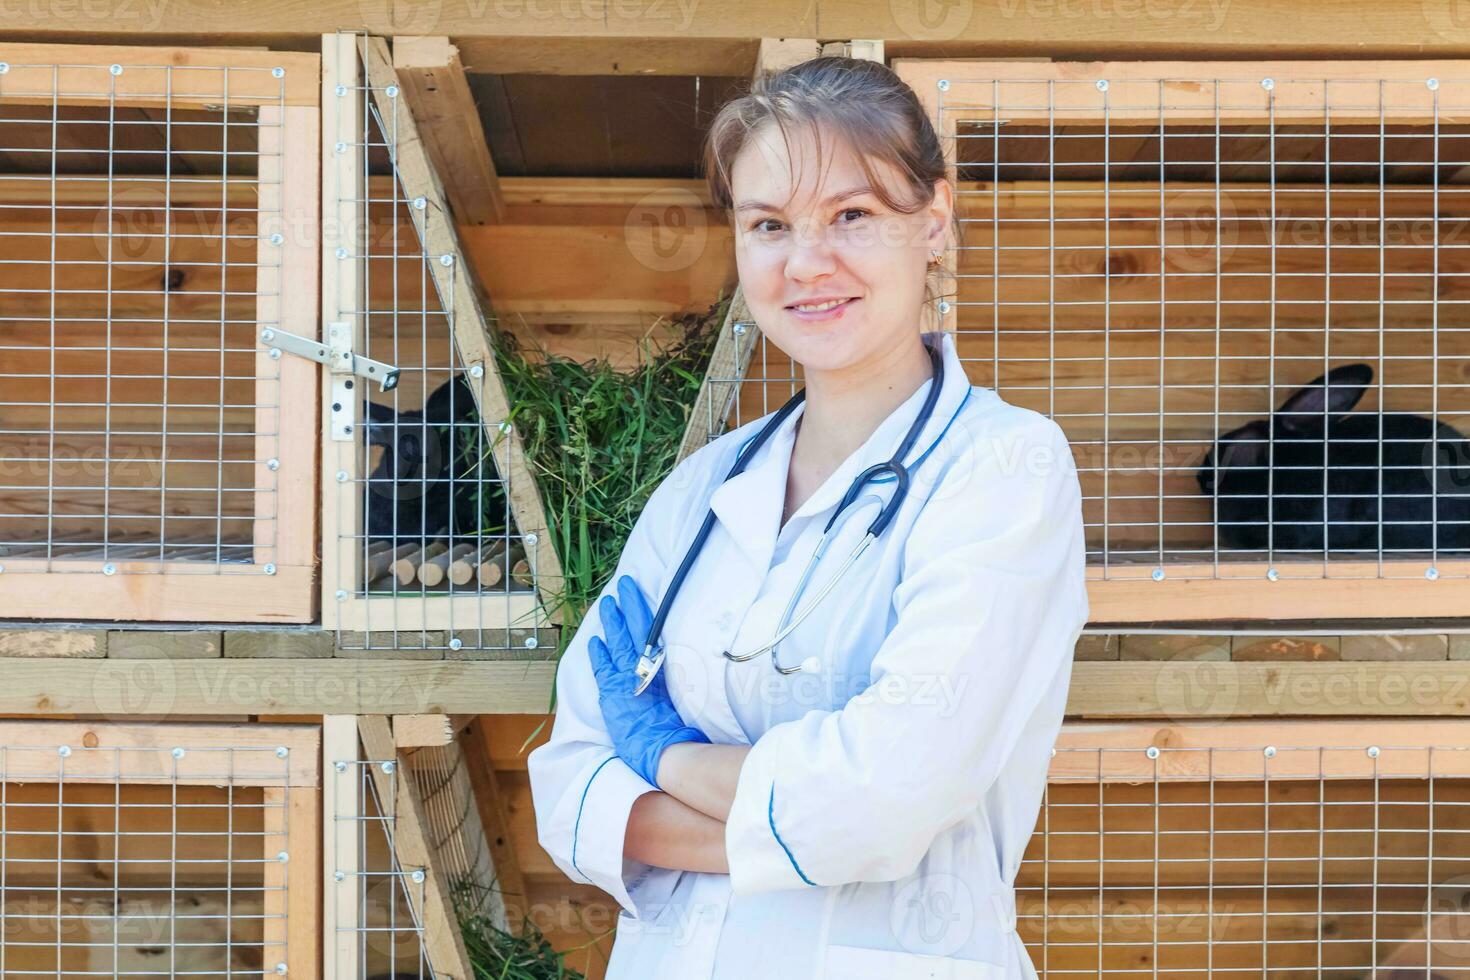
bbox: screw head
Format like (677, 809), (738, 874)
(334, 761), (347, 773)
(277, 850), (289, 863)
(260, 328), (275, 342)
(269, 347), (282, 360)
(448, 636), (464, 651)
(275, 963), (288, 976)
(937, 79), (950, 92)
(938, 300), (951, 315)
(524, 635), (539, 650)
(411, 869), (425, 883)
(1428, 78), (1440, 91)
(1151, 567), (1165, 581)
(1427, 566), (1439, 580)
(335, 589), (348, 601)
(334, 870), (346, 881)
(0, 64), (9, 74)
(264, 563), (277, 576)
(439, 254), (454, 267)
(109, 64), (123, 76)
(334, 141), (347, 154)
(269, 232), (284, 246)
(1095, 79), (1108, 91)
(412, 196), (427, 210)
(266, 458), (280, 471)
(102, 563), (117, 576)
(497, 420), (512, 434)
(1050, 747), (1056, 757)
(468, 364), (484, 379)
(336, 470), (349, 483)
(524, 532), (537, 546)
(172, 747), (186, 760)
(0, 564), (6, 574)
(58, 745), (71, 758)
(1266, 567), (1279, 581)
(275, 746), (289, 759)
(1263, 745), (1276, 758)
(1367, 745), (1380, 758)
(335, 246), (349, 259)
(386, 84), (399, 98)
(335, 83), (347, 97)
(1261, 77), (1275, 91)
(381, 761), (395, 774)
(1145, 746), (1160, 759)
(272, 67), (285, 79)
(732, 321), (748, 335)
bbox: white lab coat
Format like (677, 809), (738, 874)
(527, 329), (1090, 979)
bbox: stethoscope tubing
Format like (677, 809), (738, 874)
(633, 339), (948, 694)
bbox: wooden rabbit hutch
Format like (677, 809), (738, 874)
(0, 10), (1468, 980)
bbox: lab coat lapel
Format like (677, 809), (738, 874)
(707, 401), (803, 573)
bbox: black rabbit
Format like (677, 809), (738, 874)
(363, 375), (503, 544)
(1197, 362), (1470, 555)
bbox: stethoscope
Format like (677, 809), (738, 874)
(633, 338), (952, 695)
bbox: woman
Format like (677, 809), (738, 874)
(527, 56), (1089, 979)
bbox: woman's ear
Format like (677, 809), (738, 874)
(925, 178), (954, 252)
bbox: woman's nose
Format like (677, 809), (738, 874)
(783, 217), (839, 277)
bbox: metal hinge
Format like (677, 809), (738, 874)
(259, 324), (400, 442)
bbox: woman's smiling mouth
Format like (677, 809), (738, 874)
(787, 297), (858, 320)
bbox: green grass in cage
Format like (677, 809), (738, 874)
(451, 878), (595, 980)
(478, 294), (729, 666)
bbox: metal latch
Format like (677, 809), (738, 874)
(259, 324), (400, 442)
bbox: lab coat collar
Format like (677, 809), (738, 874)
(709, 330), (971, 572)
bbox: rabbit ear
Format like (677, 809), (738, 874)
(1276, 362), (1372, 434)
(363, 400), (398, 447)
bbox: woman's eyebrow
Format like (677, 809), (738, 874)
(735, 185), (875, 215)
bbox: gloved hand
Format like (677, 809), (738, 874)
(587, 574), (709, 789)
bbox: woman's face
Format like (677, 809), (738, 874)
(728, 120), (952, 377)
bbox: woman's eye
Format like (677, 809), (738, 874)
(752, 218), (782, 234)
(839, 207), (870, 222)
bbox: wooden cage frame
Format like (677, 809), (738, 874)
(680, 57), (1470, 626)
(319, 33), (564, 636)
(0, 42), (320, 622)
(0, 719), (321, 977)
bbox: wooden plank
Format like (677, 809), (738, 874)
(895, 60), (1470, 127)
(254, 101), (321, 608)
(0, 43), (319, 107)
(394, 713), (457, 747)
(0, 720), (319, 785)
(322, 716), (361, 980)
(393, 36), (506, 226)
(353, 35), (566, 626)
(1050, 719), (1470, 781)
(320, 32), (367, 631)
(358, 715), (475, 980)
(0, 564), (316, 621)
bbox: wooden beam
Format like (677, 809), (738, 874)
(393, 36), (506, 226)
(393, 712), (474, 747)
(820, 39), (885, 62)
(358, 35), (568, 624)
(322, 716), (360, 980)
(358, 716), (475, 980)
(10, 5), (1470, 68)
(0, 659), (1464, 717)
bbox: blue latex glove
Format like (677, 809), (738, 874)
(587, 574), (709, 789)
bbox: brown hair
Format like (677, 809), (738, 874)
(702, 56), (960, 314)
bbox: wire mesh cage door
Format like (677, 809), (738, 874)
(1028, 719), (1470, 979)
(319, 34), (561, 655)
(0, 720), (320, 978)
(0, 43), (320, 622)
(890, 59), (1470, 622)
(325, 716), (506, 980)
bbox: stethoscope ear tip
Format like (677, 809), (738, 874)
(799, 655), (821, 674)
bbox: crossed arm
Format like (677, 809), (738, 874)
(623, 742), (751, 874)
